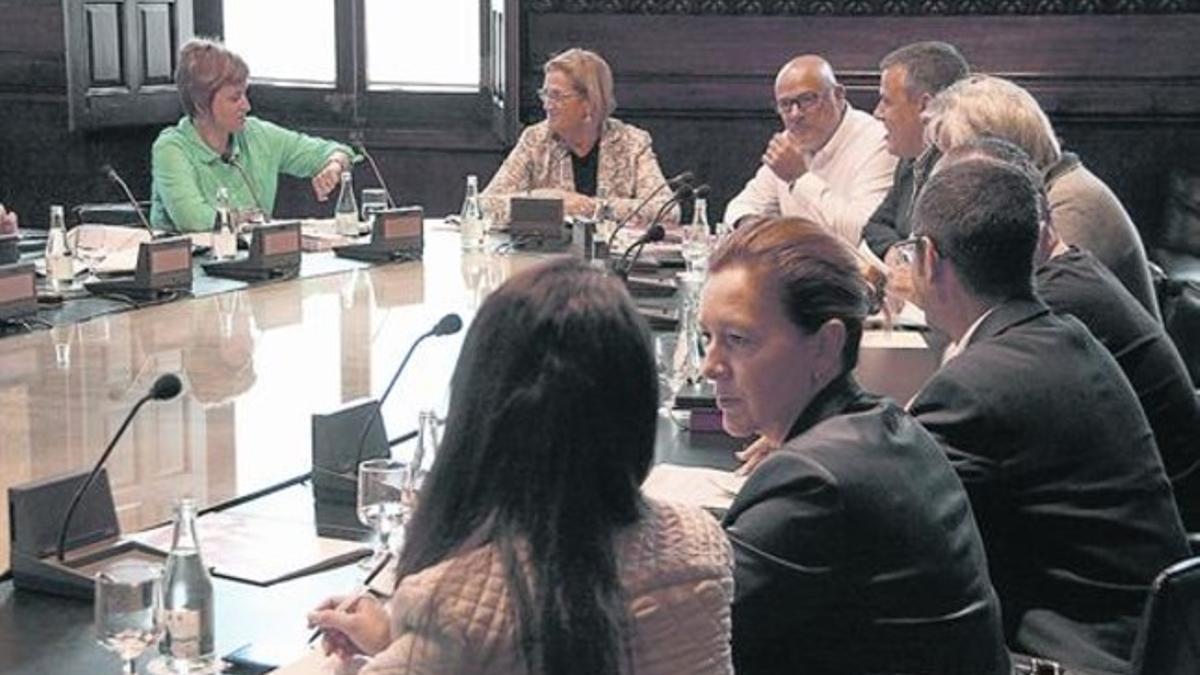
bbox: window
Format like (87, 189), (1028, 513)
(218, 0), (517, 149)
(63, 0), (517, 149)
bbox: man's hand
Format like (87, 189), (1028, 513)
(763, 132), (808, 184)
(312, 154), (350, 202)
(0, 204), (18, 235)
(735, 436), (779, 476)
(307, 594), (392, 661)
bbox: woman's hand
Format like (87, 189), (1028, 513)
(312, 154), (350, 202)
(735, 436), (779, 476)
(306, 594), (392, 661)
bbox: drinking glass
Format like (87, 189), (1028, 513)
(95, 561), (164, 674)
(361, 188), (389, 223)
(357, 459), (411, 567)
(74, 241), (109, 284)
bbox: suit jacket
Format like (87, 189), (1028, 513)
(860, 148), (939, 258)
(910, 298), (1190, 675)
(1037, 247), (1200, 529)
(724, 374), (1010, 675)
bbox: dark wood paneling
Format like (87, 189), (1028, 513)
(85, 3), (124, 86)
(526, 12), (1200, 235)
(140, 3), (174, 84)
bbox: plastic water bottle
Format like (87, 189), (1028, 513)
(460, 175), (485, 251)
(681, 197), (712, 274)
(335, 170), (360, 236)
(212, 187), (237, 259)
(158, 498), (216, 672)
(45, 205), (73, 291)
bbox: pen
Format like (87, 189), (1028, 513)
(307, 552), (393, 645)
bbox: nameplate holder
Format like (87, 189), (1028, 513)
(509, 197), (567, 250)
(0, 233), (18, 265)
(334, 206), (424, 263)
(9, 468), (165, 599)
(204, 220), (302, 282)
(85, 236), (193, 300)
(0, 262), (37, 321)
(311, 398), (391, 505)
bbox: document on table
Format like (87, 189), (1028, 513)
(642, 464), (746, 512)
(128, 510), (370, 586)
(271, 648), (342, 674)
(860, 329), (928, 350)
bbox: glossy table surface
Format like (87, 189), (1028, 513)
(0, 222), (942, 674)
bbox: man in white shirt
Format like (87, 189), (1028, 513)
(724, 55), (896, 245)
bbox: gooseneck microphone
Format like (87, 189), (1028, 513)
(352, 313), (463, 466)
(101, 164), (153, 234)
(356, 141), (396, 209)
(605, 171), (693, 252)
(56, 373), (183, 562)
(220, 151), (266, 216)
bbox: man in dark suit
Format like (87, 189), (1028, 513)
(943, 137), (1200, 530)
(905, 158), (1190, 675)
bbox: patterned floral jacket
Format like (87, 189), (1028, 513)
(480, 118), (678, 226)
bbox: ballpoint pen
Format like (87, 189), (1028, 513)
(307, 551), (393, 645)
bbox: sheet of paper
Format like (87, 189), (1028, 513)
(642, 464), (746, 512)
(271, 648), (342, 675)
(860, 329), (928, 350)
(128, 511), (369, 586)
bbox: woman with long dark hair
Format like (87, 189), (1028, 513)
(308, 257), (734, 675)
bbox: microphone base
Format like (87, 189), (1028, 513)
(8, 467), (166, 599)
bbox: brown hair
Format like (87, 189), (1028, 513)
(710, 216), (883, 370)
(176, 37), (249, 118)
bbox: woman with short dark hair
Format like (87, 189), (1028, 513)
(309, 258), (734, 675)
(150, 38), (353, 232)
(701, 216), (1010, 675)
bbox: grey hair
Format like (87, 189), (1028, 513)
(544, 48), (617, 124)
(924, 74), (1062, 172)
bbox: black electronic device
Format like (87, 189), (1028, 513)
(9, 468), (164, 599)
(334, 206), (423, 263)
(204, 220), (302, 281)
(312, 399), (392, 504)
(509, 197), (567, 249)
(85, 235), (193, 300)
(0, 262), (38, 321)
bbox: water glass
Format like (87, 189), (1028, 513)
(361, 188), (390, 223)
(95, 561), (164, 674)
(357, 459), (412, 566)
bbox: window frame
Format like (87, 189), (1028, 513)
(197, 0), (518, 151)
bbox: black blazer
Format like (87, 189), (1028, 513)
(725, 375), (1010, 675)
(910, 298), (1190, 675)
(1037, 247), (1200, 529)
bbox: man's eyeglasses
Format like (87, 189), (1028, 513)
(537, 87), (581, 104)
(890, 236), (924, 267)
(774, 91), (823, 114)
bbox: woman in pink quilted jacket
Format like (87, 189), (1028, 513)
(308, 257), (734, 675)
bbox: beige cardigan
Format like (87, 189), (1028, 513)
(358, 498), (734, 675)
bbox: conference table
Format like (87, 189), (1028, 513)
(0, 220), (943, 674)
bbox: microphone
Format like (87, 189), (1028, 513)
(612, 224), (668, 280)
(355, 140), (396, 209)
(351, 313), (463, 466)
(220, 152), (266, 216)
(56, 374), (183, 562)
(605, 171), (693, 252)
(101, 164), (153, 234)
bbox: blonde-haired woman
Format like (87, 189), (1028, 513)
(924, 74), (1159, 318)
(151, 38), (353, 232)
(481, 48), (677, 227)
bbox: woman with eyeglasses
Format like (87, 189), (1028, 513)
(481, 48), (677, 228)
(307, 258), (734, 675)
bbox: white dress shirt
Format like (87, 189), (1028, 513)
(723, 105), (897, 245)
